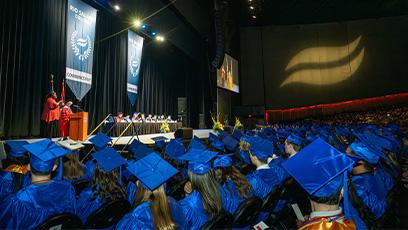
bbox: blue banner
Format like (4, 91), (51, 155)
(127, 30), (144, 106)
(66, 0), (97, 100)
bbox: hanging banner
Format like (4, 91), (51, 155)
(66, 0), (97, 100)
(127, 30), (144, 106)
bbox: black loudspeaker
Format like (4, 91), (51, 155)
(174, 128), (193, 140)
(211, 8), (225, 69)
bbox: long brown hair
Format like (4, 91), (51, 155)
(63, 154), (84, 180)
(91, 166), (126, 201)
(215, 166), (253, 199)
(188, 170), (222, 218)
(134, 184), (177, 230)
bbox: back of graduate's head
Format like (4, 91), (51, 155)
(29, 156), (59, 178)
(134, 183), (176, 230)
(309, 187), (342, 205)
(188, 166), (222, 217)
(63, 154), (84, 180)
(249, 150), (269, 166)
(92, 166), (125, 201)
(215, 165), (253, 199)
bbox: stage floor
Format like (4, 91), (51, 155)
(9, 129), (213, 146)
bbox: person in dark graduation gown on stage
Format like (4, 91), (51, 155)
(282, 138), (356, 230)
(177, 149), (223, 230)
(116, 153), (187, 230)
(213, 154), (255, 214)
(76, 147), (127, 223)
(346, 141), (388, 229)
(41, 91), (62, 138)
(0, 139), (76, 229)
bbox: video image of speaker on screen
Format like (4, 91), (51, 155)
(217, 54), (239, 93)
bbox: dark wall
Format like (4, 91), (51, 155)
(240, 16), (408, 110)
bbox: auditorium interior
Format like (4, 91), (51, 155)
(1, 0), (408, 229)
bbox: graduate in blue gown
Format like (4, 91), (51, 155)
(76, 147), (127, 223)
(117, 152), (186, 230)
(346, 141), (388, 229)
(0, 139), (76, 229)
(178, 149), (223, 230)
(62, 153), (89, 183)
(213, 154), (255, 214)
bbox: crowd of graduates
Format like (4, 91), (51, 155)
(0, 109), (407, 229)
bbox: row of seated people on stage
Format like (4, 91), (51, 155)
(113, 112), (178, 123)
(0, 118), (407, 229)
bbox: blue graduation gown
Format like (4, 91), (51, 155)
(126, 181), (138, 206)
(375, 168), (394, 195)
(246, 167), (280, 199)
(0, 180), (76, 229)
(76, 186), (104, 223)
(178, 191), (209, 230)
(268, 157), (290, 183)
(83, 160), (96, 180)
(116, 197), (187, 230)
(220, 179), (254, 214)
(349, 173), (387, 230)
(0, 171), (31, 202)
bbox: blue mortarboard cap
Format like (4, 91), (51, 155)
(282, 138), (354, 219)
(245, 130), (256, 137)
(232, 129), (243, 140)
(208, 132), (219, 143)
(5, 140), (29, 158)
(24, 139), (71, 173)
(165, 139), (185, 161)
(126, 152), (178, 190)
(129, 140), (155, 160)
(188, 161), (212, 174)
(188, 138), (206, 150)
(89, 133), (112, 150)
(348, 142), (380, 165)
(243, 136), (274, 158)
(211, 139), (225, 151)
(217, 131), (228, 140)
(238, 150), (251, 164)
(178, 148), (218, 163)
(286, 134), (304, 146)
(151, 136), (168, 148)
(92, 147), (126, 173)
(222, 135), (239, 151)
(213, 155), (233, 168)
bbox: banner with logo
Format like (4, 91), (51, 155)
(66, 0), (97, 100)
(127, 30), (144, 106)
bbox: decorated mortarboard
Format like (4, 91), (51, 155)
(213, 154), (233, 168)
(23, 139), (71, 173)
(178, 148), (218, 163)
(151, 136), (168, 149)
(126, 152), (178, 190)
(222, 135), (239, 151)
(129, 140), (155, 160)
(286, 134), (304, 146)
(5, 140), (29, 158)
(89, 133), (112, 150)
(92, 147), (126, 173)
(165, 139), (185, 161)
(348, 142), (380, 165)
(282, 138), (354, 219)
(188, 137), (206, 150)
(211, 138), (225, 151)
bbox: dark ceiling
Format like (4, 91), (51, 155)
(239, 0), (408, 26)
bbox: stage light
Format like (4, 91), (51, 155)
(141, 24), (147, 30)
(249, 6), (254, 10)
(156, 35), (165, 42)
(113, 4), (120, 11)
(252, 15), (257, 19)
(133, 19), (142, 28)
(151, 31), (157, 36)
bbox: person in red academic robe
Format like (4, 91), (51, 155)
(59, 101), (73, 139)
(40, 91), (62, 138)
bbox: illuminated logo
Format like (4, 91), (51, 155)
(280, 36), (365, 87)
(129, 54), (140, 77)
(71, 30), (92, 61)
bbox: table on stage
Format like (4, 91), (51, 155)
(104, 121), (182, 136)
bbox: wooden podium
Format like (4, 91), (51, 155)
(69, 112), (88, 141)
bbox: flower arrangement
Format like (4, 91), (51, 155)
(211, 113), (224, 131)
(160, 120), (170, 133)
(234, 117), (243, 130)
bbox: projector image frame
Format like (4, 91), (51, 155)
(217, 53), (239, 93)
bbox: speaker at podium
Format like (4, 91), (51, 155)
(69, 112), (88, 141)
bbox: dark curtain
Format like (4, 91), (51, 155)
(0, 0), (204, 138)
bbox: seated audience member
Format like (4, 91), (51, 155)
(178, 149), (223, 230)
(117, 153), (186, 229)
(146, 114), (153, 122)
(115, 112), (125, 123)
(0, 141), (31, 201)
(0, 139), (76, 229)
(242, 137), (280, 199)
(62, 153), (87, 182)
(282, 138), (356, 230)
(284, 133), (304, 158)
(346, 142), (388, 229)
(131, 112), (141, 122)
(76, 147), (126, 223)
(213, 154), (254, 214)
